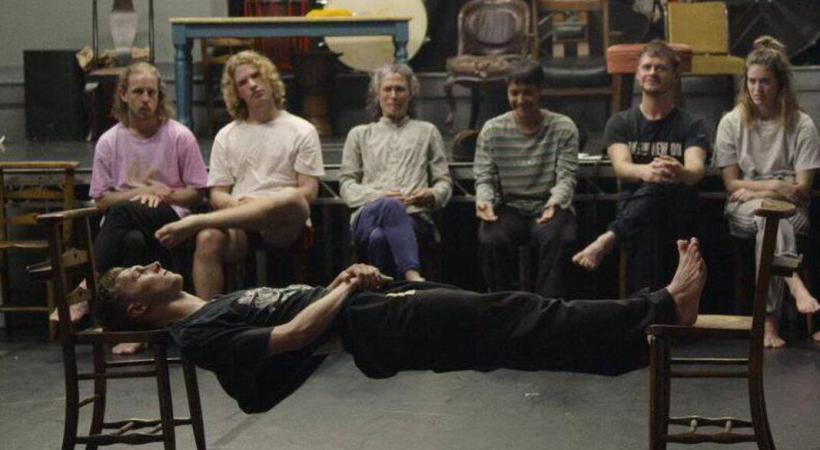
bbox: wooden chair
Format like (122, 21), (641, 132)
(445, 0), (534, 130)
(0, 161), (77, 340)
(201, 37), (254, 136)
(36, 207), (206, 449)
(647, 199), (799, 449)
(531, 0), (617, 114)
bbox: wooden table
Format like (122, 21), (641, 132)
(170, 16), (411, 129)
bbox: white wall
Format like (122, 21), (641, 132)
(0, 0), (225, 66)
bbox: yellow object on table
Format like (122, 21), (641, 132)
(306, 9), (353, 17)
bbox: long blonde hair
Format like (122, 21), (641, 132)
(221, 50), (287, 120)
(112, 62), (174, 126)
(737, 36), (799, 130)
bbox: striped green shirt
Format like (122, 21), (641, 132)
(474, 110), (579, 216)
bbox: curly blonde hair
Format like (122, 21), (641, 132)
(737, 36), (799, 130)
(112, 62), (174, 126)
(221, 50), (287, 120)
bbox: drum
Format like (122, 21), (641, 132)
(324, 0), (428, 71)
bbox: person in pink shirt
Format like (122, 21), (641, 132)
(88, 62), (208, 351)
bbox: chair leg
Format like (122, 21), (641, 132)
(748, 371), (775, 450)
(61, 349), (81, 450)
(154, 344), (177, 450)
(182, 359), (207, 450)
(86, 343), (108, 450)
(649, 335), (670, 450)
(469, 88), (481, 130)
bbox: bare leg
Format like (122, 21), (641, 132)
(193, 228), (248, 300)
(812, 330), (820, 342)
(764, 316), (785, 348)
(665, 238), (706, 326)
(784, 274), (820, 314)
(572, 230), (618, 271)
(156, 189), (309, 248)
(112, 342), (145, 355)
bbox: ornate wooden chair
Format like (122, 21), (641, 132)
(445, 0), (534, 130)
(0, 161), (77, 340)
(36, 206), (206, 449)
(647, 199), (799, 449)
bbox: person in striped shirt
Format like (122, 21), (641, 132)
(474, 59), (579, 298)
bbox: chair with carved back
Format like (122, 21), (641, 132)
(445, 0), (534, 130)
(36, 206), (206, 449)
(0, 161), (77, 340)
(647, 199), (799, 449)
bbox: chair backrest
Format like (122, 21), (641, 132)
(750, 200), (796, 350)
(458, 0), (533, 57)
(38, 207), (100, 339)
(0, 162), (78, 246)
(531, 0), (609, 58)
(666, 1), (729, 55)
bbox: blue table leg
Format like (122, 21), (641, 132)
(393, 22), (410, 64)
(173, 27), (194, 130)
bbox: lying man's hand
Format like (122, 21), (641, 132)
(329, 264), (392, 291)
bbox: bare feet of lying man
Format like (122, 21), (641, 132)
(665, 237), (706, 326)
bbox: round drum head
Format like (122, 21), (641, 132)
(324, 0), (427, 72)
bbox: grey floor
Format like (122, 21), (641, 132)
(1, 333), (818, 450)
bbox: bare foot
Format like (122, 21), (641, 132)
(787, 279), (820, 314)
(155, 215), (202, 248)
(812, 331), (820, 343)
(112, 342), (146, 355)
(764, 316), (785, 348)
(404, 270), (425, 282)
(666, 238), (706, 326)
(49, 281), (91, 323)
(572, 231), (617, 271)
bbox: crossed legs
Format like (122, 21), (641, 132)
(156, 189), (309, 300)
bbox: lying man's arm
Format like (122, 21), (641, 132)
(268, 265), (389, 356)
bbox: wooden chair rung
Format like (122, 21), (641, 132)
(669, 369), (748, 378)
(771, 253), (802, 276)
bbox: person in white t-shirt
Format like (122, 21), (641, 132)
(156, 51), (324, 300)
(714, 36), (820, 347)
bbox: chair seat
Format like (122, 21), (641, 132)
(541, 56), (609, 87)
(606, 43), (694, 74)
(649, 314), (752, 338)
(0, 239), (48, 251)
(446, 54), (524, 80)
(689, 54), (745, 76)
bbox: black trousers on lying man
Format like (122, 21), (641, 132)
(96, 239), (704, 413)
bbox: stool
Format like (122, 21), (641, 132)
(605, 43), (693, 112)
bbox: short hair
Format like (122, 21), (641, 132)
(367, 63), (420, 121)
(221, 50), (287, 120)
(507, 59), (545, 89)
(95, 267), (150, 331)
(112, 62), (175, 126)
(638, 40), (681, 72)
(737, 35), (799, 130)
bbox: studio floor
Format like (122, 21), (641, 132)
(1, 333), (818, 450)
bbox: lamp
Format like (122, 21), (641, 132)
(92, 0), (155, 67)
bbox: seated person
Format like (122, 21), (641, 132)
(474, 59), (578, 298)
(157, 51), (324, 300)
(573, 40), (709, 292)
(714, 36), (820, 347)
(339, 63), (452, 281)
(88, 62), (209, 353)
(96, 238), (705, 414)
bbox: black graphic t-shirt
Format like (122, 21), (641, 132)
(604, 106), (710, 166)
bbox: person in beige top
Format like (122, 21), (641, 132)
(156, 51), (324, 300)
(714, 37), (820, 347)
(339, 64), (452, 281)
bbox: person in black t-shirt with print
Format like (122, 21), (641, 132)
(573, 40), (709, 292)
(95, 239), (705, 414)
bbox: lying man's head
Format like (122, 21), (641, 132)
(96, 262), (185, 331)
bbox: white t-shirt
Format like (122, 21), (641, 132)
(208, 111), (325, 198)
(714, 108), (820, 181)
